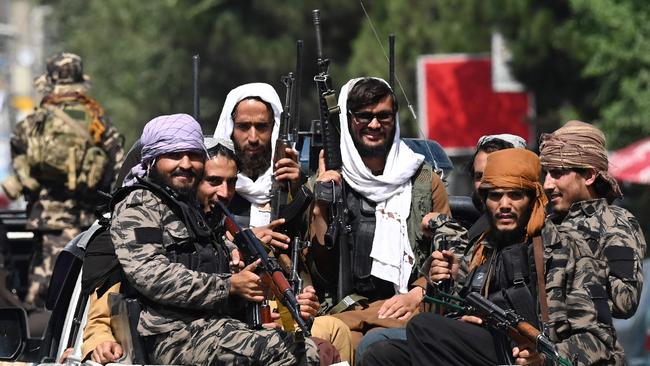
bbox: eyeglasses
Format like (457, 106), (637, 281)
(349, 110), (395, 125)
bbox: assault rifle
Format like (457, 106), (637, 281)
(215, 200), (313, 337)
(424, 291), (572, 366)
(466, 293), (573, 366)
(312, 8), (351, 305)
(270, 41), (313, 297)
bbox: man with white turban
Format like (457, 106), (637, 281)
(309, 77), (451, 347)
(214, 83), (304, 247)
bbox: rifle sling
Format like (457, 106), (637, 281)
(533, 236), (549, 323)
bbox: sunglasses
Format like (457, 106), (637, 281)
(349, 110), (395, 125)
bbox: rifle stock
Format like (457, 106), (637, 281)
(465, 292), (572, 366)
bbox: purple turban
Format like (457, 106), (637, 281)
(125, 113), (206, 186)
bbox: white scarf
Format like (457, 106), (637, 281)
(339, 78), (424, 293)
(214, 83), (282, 227)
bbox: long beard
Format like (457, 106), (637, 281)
(236, 143), (271, 179)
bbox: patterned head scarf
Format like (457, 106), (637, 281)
(125, 114), (206, 186)
(539, 120), (622, 202)
(476, 134), (527, 150)
(479, 148), (547, 238)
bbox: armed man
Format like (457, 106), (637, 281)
(110, 114), (318, 365)
(309, 77), (450, 346)
(540, 121), (645, 320)
(362, 148), (624, 366)
(2, 52), (123, 309)
(354, 133), (528, 362)
(213, 83), (304, 245)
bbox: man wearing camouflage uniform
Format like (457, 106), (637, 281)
(3, 52), (123, 307)
(362, 148), (624, 365)
(111, 114), (318, 365)
(540, 120), (646, 319)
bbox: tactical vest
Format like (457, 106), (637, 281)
(462, 241), (540, 328)
(82, 179), (230, 303)
(344, 162), (435, 300)
(25, 92), (108, 192)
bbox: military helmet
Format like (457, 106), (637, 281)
(46, 52), (85, 84)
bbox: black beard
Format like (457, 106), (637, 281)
(487, 205), (532, 247)
(351, 124), (396, 159)
(149, 167), (199, 201)
(235, 143), (271, 179)
(488, 224), (527, 247)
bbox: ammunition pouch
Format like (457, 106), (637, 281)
(78, 146), (108, 191)
(314, 180), (341, 205)
(165, 244), (227, 275)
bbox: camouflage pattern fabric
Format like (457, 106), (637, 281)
(111, 188), (318, 364)
(9, 86), (122, 308)
(25, 229), (78, 308)
(542, 221), (625, 365)
(150, 316), (318, 366)
(556, 198), (646, 319)
(9, 86), (124, 231)
(429, 215), (623, 365)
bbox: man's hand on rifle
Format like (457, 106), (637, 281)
(377, 287), (423, 320)
(250, 218), (291, 250)
(230, 249), (245, 272)
(459, 315), (483, 325)
(297, 285), (320, 319)
(230, 258), (265, 302)
(428, 250), (459, 282)
(274, 147), (302, 192)
(262, 311), (282, 330)
(421, 212), (442, 238)
(316, 149), (341, 185)
(512, 346), (545, 366)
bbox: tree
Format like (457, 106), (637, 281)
(41, 0), (363, 145)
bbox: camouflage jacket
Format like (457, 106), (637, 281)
(9, 89), (124, 230)
(111, 188), (232, 336)
(555, 198), (646, 319)
(542, 221), (625, 365)
(429, 215), (624, 365)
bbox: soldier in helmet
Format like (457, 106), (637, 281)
(3, 52), (124, 309)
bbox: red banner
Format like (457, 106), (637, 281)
(417, 55), (531, 154)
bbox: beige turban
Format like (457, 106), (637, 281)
(539, 120), (622, 202)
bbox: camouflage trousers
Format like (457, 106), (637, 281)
(25, 228), (78, 308)
(149, 316), (320, 366)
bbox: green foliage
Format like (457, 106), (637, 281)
(41, 0), (362, 145)
(40, 0), (650, 150)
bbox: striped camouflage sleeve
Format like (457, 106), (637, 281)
(111, 188), (231, 310)
(606, 206), (646, 318)
(545, 223), (622, 365)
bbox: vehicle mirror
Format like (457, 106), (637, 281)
(0, 307), (28, 361)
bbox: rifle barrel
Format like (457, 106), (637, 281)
(312, 10), (324, 62)
(192, 54), (200, 121)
